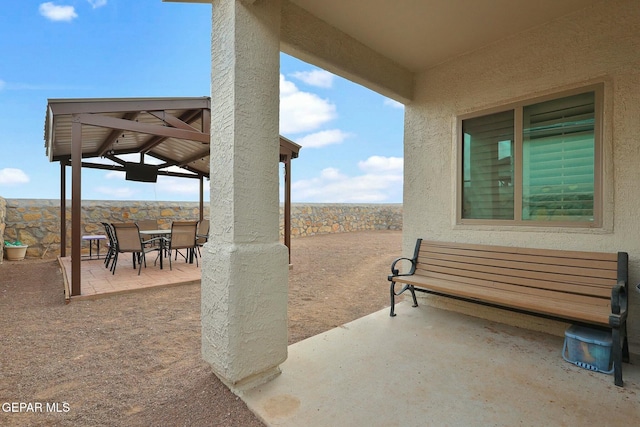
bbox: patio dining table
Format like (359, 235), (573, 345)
(139, 229), (171, 269)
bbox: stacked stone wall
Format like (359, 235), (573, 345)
(286, 204), (402, 237)
(0, 199), (402, 260)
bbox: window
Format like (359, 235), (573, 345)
(459, 85), (601, 227)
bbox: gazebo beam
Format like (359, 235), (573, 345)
(77, 113), (210, 143)
(96, 111), (140, 157)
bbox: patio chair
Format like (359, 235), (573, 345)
(101, 222), (117, 270)
(136, 219), (160, 250)
(164, 220), (199, 270)
(136, 219), (158, 232)
(110, 222), (163, 275)
(196, 218), (209, 256)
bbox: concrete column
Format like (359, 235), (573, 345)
(202, 0), (288, 392)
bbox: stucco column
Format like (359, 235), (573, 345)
(201, 0), (288, 392)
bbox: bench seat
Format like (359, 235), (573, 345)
(388, 239), (629, 386)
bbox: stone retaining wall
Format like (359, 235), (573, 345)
(288, 204), (402, 236)
(0, 198), (402, 261)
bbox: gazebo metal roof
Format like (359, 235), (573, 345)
(44, 97), (301, 297)
(45, 96), (300, 178)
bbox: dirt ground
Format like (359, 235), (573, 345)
(0, 230), (402, 426)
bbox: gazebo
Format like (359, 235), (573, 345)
(44, 97), (300, 296)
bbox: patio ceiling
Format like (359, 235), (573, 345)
(168, 0), (601, 74)
(44, 97), (300, 179)
(287, 0), (601, 73)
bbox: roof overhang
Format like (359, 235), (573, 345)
(165, 0), (601, 102)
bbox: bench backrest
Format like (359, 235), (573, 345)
(415, 240), (622, 303)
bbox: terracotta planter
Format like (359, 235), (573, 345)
(5, 245), (28, 261)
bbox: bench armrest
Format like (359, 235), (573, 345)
(388, 257), (416, 281)
(388, 238), (422, 281)
(610, 281), (628, 317)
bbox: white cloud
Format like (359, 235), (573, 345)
(39, 2), (78, 22)
(297, 129), (352, 149)
(292, 156), (403, 203)
(319, 167), (345, 180)
(384, 98), (404, 109)
(104, 170), (125, 180)
(280, 74), (336, 134)
(280, 75), (298, 96)
(0, 168), (30, 186)
(97, 173), (201, 200)
(0, 79), (5, 91)
(358, 156), (403, 173)
(290, 70), (334, 88)
(87, 0), (107, 8)
(157, 177), (200, 195)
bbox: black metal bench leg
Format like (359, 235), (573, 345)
(612, 327), (624, 387)
(409, 285), (418, 307)
(390, 281), (397, 317)
(390, 282), (420, 317)
(622, 322), (630, 363)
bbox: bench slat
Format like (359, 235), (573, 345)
(417, 265), (613, 300)
(415, 258), (615, 287)
(420, 244), (618, 271)
(415, 270), (611, 306)
(419, 250), (617, 280)
(393, 274), (610, 325)
(420, 240), (619, 262)
(415, 260), (615, 297)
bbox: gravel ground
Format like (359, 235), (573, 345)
(0, 231), (402, 426)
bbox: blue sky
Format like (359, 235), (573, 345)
(0, 1), (404, 203)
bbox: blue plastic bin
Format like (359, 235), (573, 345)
(562, 324), (613, 374)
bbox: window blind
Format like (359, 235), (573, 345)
(522, 92), (595, 221)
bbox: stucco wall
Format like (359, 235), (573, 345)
(0, 199), (402, 260)
(404, 0), (640, 350)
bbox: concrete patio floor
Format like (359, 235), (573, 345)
(56, 247), (640, 425)
(242, 300), (640, 427)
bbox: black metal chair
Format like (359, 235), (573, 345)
(101, 222), (117, 270)
(110, 222), (162, 275)
(196, 218), (209, 257)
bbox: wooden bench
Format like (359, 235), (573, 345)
(388, 238), (630, 386)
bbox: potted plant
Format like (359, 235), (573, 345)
(4, 240), (28, 261)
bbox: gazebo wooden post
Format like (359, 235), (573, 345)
(284, 157), (292, 265)
(200, 107), (210, 224)
(71, 116), (82, 296)
(60, 160), (67, 258)
(199, 176), (204, 222)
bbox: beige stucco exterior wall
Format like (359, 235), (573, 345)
(404, 0), (640, 351)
